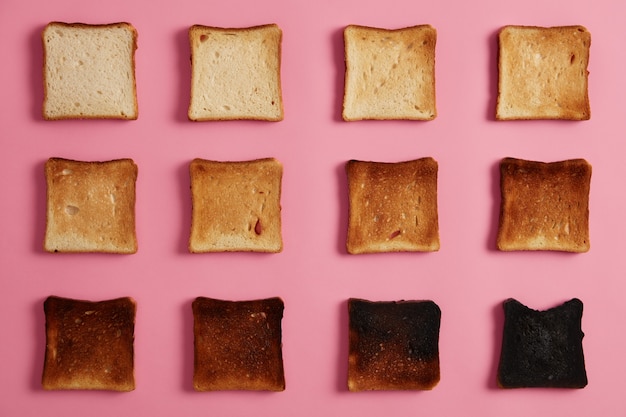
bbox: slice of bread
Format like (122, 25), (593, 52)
(497, 157), (591, 252)
(497, 298), (587, 388)
(44, 158), (138, 254)
(192, 297), (285, 391)
(342, 24), (437, 121)
(42, 22), (138, 120)
(348, 298), (441, 391)
(188, 24), (284, 121)
(346, 158), (439, 254)
(496, 25), (591, 120)
(42, 296), (136, 391)
(188, 158), (283, 253)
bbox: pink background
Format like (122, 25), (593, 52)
(1, 0), (625, 415)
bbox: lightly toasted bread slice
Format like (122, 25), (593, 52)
(42, 22), (138, 120)
(44, 158), (138, 254)
(343, 24), (437, 121)
(188, 24), (284, 121)
(496, 25), (591, 120)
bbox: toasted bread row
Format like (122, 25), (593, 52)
(42, 295), (587, 391)
(42, 22), (591, 121)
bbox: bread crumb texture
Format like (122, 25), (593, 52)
(496, 25), (591, 120)
(42, 22), (138, 120)
(188, 24), (283, 121)
(343, 24), (437, 121)
(44, 158), (138, 254)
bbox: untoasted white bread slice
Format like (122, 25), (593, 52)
(189, 158), (283, 252)
(188, 24), (284, 121)
(496, 25), (591, 120)
(42, 22), (138, 120)
(342, 25), (437, 121)
(44, 158), (138, 253)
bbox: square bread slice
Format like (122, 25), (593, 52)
(42, 296), (136, 391)
(44, 158), (138, 254)
(342, 24), (437, 121)
(348, 298), (441, 391)
(346, 158), (439, 254)
(496, 25), (591, 120)
(192, 297), (285, 391)
(189, 158), (283, 253)
(42, 22), (138, 120)
(497, 157), (591, 252)
(497, 298), (587, 388)
(188, 24), (284, 121)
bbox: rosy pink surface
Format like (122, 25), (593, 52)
(1, 0), (624, 415)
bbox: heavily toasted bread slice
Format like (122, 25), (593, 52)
(342, 24), (437, 121)
(44, 158), (138, 254)
(346, 158), (439, 254)
(348, 298), (441, 391)
(42, 22), (138, 120)
(188, 24), (283, 121)
(192, 297), (285, 391)
(496, 25), (591, 120)
(189, 158), (283, 253)
(497, 298), (587, 388)
(42, 296), (136, 391)
(497, 157), (591, 252)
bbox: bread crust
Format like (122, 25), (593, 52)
(42, 22), (138, 120)
(343, 24), (437, 121)
(497, 157), (591, 252)
(346, 158), (439, 254)
(42, 296), (136, 391)
(192, 297), (285, 391)
(496, 25), (591, 120)
(44, 158), (138, 254)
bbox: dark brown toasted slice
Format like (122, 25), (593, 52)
(497, 157), (591, 252)
(42, 296), (136, 391)
(497, 298), (587, 388)
(348, 298), (441, 391)
(192, 297), (285, 391)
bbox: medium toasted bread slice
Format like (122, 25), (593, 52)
(192, 297), (285, 391)
(346, 158), (439, 254)
(188, 24), (284, 121)
(42, 22), (138, 120)
(44, 158), (138, 254)
(42, 296), (136, 391)
(496, 25), (591, 120)
(342, 24), (437, 121)
(497, 157), (591, 252)
(188, 158), (283, 253)
(348, 298), (441, 391)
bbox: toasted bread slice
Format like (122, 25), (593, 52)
(44, 158), (138, 254)
(342, 24), (437, 121)
(42, 22), (138, 120)
(188, 158), (283, 253)
(188, 24), (284, 121)
(346, 158), (439, 254)
(497, 298), (587, 388)
(497, 157), (591, 252)
(496, 25), (591, 120)
(42, 296), (136, 391)
(348, 298), (441, 391)
(192, 297), (285, 391)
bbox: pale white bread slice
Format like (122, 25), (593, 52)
(497, 157), (591, 252)
(189, 158), (283, 253)
(346, 158), (440, 254)
(42, 22), (138, 120)
(44, 158), (138, 254)
(188, 24), (284, 121)
(496, 25), (591, 120)
(343, 25), (437, 121)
